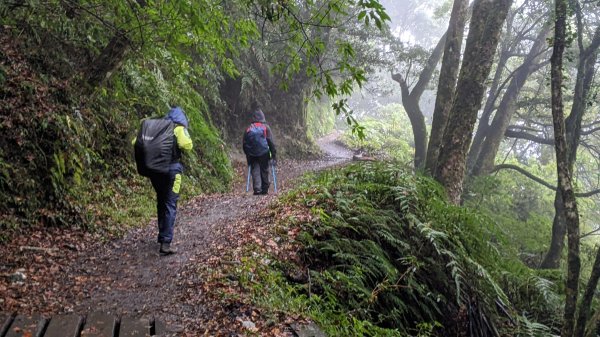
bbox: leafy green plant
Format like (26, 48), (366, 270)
(244, 162), (560, 336)
(0, 1), (239, 235)
(341, 103), (414, 162)
(307, 99), (336, 140)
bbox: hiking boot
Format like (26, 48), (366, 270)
(160, 243), (177, 255)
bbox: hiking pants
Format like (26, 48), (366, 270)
(248, 153), (270, 194)
(149, 171), (181, 243)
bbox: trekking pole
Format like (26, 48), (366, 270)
(271, 161), (278, 193)
(245, 165), (251, 192)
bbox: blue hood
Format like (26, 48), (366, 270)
(165, 106), (189, 128)
(251, 109), (266, 123)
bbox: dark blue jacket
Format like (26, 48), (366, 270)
(243, 109), (277, 159)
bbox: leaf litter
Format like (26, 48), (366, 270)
(0, 138), (352, 335)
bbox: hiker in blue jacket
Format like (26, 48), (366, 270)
(243, 102), (277, 195)
(134, 106), (193, 255)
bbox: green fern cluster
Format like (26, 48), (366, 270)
(280, 162), (561, 336)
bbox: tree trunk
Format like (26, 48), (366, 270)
(471, 25), (550, 176)
(550, 1), (581, 336)
(406, 99), (428, 169)
(85, 30), (130, 89)
(392, 75), (429, 168)
(540, 15), (600, 269)
(540, 192), (567, 269)
(392, 32), (447, 169)
(425, 0), (469, 173)
(465, 48), (508, 174)
(574, 247), (600, 337)
(465, 5), (522, 174)
(540, 56), (595, 269)
(583, 310), (600, 337)
(434, 0), (513, 204)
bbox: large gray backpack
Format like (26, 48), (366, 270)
(134, 119), (175, 176)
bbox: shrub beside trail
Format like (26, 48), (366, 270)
(238, 162), (561, 336)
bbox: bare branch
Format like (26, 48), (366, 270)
(504, 129), (554, 145)
(582, 125), (600, 136)
(581, 228), (600, 239)
(492, 164), (600, 197)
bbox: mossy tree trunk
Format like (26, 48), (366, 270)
(541, 193), (568, 269)
(541, 6), (600, 270)
(574, 247), (600, 337)
(540, 59), (594, 270)
(465, 5), (521, 174)
(465, 49), (509, 174)
(434, 0), (513, 204)
(549, 1), (580, 336)
(425, 0), (468, 173)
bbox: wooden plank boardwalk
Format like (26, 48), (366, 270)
(0, 312), (167, 337)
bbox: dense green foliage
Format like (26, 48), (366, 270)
(210, 0), (391, 153)
(307, 99), (336, 140)
(0, 1), (251, 234)
(341, 103), (414, 162)
(464, 164), (556, 258)
(0, 0), (393, 234)
(464, 155), (600, 263)
(248, 162), (563, 336)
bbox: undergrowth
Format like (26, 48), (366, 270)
(0, 22), (232, 238)
(241, 162), (562, 336)
(339, 103), (413, 163)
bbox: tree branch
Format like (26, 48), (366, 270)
(492, 164), (600, 197)
(504, 120), (600, 143)
(580, 228), (600, 239)
(411, 31), (447, 98)
(582, 125), (600, 136)
(391, 71), (410, 98)
(504, 129), (554, 145)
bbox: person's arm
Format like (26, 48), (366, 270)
(174, 125), (193, 151)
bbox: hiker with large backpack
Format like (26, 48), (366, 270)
(243, 102), (277, 195)
(134, 106), (193, 255)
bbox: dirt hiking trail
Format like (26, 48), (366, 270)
(0, 133), (353, 335)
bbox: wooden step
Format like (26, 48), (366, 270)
(0, 313), (169, 337)
(3, 314), (46, 337)
(44, 314), (83, 337)
(80, 312), (117, 337)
